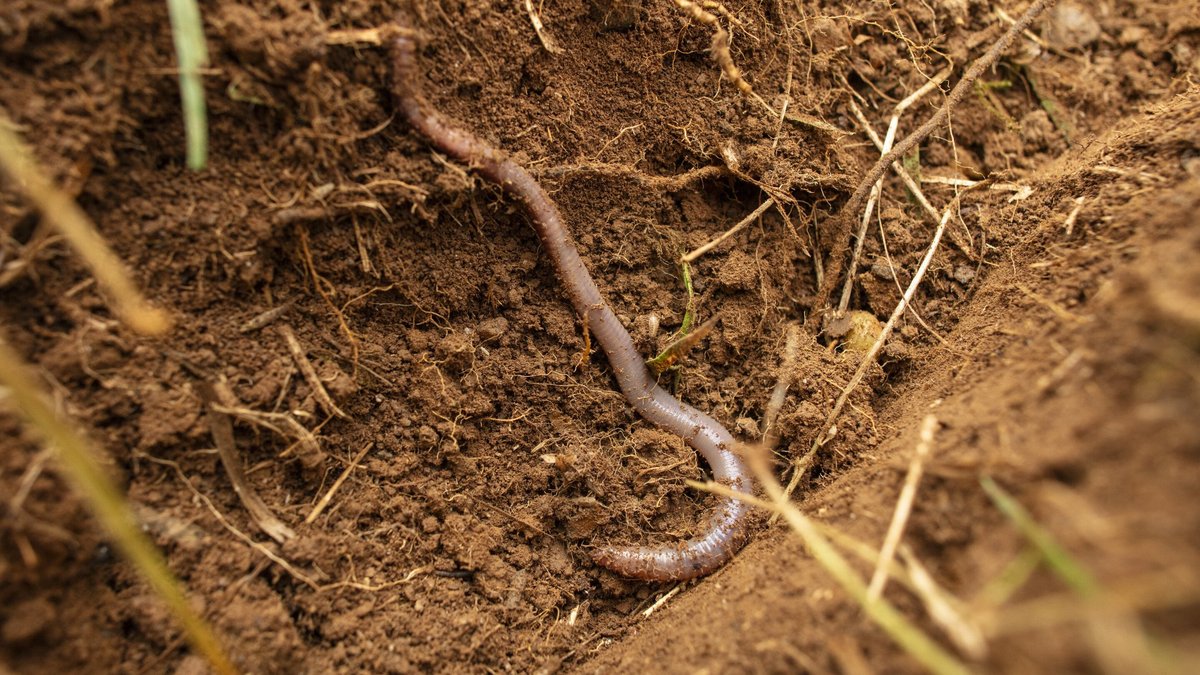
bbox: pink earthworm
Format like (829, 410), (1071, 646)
(390, 32), (752, 581)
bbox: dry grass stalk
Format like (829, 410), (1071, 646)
(210, 404), (325, 469)
(641, 584), (684, 618)
(305, 442), (372, 524)
(838, 68), (952, 314)
(900, 546), (987, 659)
(280, 324), (349, 419)
(142, 451), (431, 593)
(0, 332), (233, 673)
(692, 444), (971, 675)
(812, 0), (1059, 318)
(198, 380), (296, 544)
(845, 96), (965, 254)
(524, 0), (564, 54)
(681, 198), (776, 263)
(761, 322), (801, 444)
(0, 112), (171, 336)
(868, 414), (938, 601)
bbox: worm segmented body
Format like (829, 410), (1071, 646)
(391, 33), (751, 581)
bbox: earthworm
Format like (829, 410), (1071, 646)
(390, 32), (752, 581)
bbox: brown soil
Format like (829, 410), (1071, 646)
(3, 1), (1199, 673)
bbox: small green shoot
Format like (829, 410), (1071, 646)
(679, 260), (696, 335)
(646, 314), (719, 374)
(903, 146), (922, 205)
(647, 261), (703, 374)
(166, 0), (209, 170)
(226, 80), (269, 107)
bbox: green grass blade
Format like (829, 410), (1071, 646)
(981, 476), (1099, 597)
(165, 0), (209, 170)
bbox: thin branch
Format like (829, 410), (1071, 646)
(280, 324), (349, 419)
(812, 0), (1057, 319)
(838, 68), (952, 314)
(305, 442), (372, 524)
(198, 380), (296, 544)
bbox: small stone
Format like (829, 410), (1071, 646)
(478, 317), (509, 342)
(173, 656), (209, 675)
(1182, 155), (1200, 179)
(735, 417), (760, 437)
(1118, 25), (1148, 47)
(1043, 2), (1101, 51)
(842, 310), (883, 353)
(870, 258), (895, 280)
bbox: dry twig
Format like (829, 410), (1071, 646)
(839, 68), (952, 314)
(901, 546), (987, 659)
(641, 584), (684, 618)
(812, 0), (1059, 319)
(681, 198), (775, 263)
(693, 445), (971, 675)
(523, 0), (563, 54)
(210, 404), (325, 469)
(238, 301), (294, 334)
(305, 443), (372, 524)
(198, 380), (296, 544)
